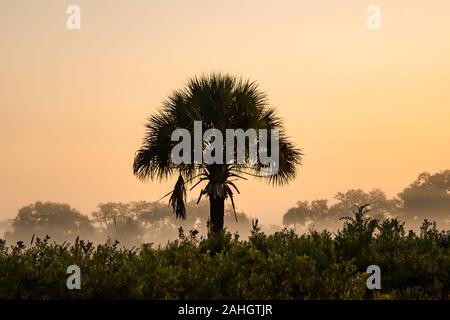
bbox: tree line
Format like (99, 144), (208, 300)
(1, 170), (448, 247)
(1, 200), (256, 247)
(282, 170), (450, 233)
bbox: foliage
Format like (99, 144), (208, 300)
(133, 73), (302, 232)
(1, 210), (449, 300)
(283, 170), (450, 232)
(4, 200), (253, 248)
(4, 202), (95, 244)
(399, 170), (450, 222)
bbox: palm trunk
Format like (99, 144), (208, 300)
(209, 196), (225, 234)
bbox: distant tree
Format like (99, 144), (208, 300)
(329, 189), (401, 220)
(133, 201), (172, 227)
(282, 200), (329, 232)
(283, 189), (401, 233)
(5, 202), (95, 243)
(398, 170), (450, 225)
(92, 202), (130, 231)
(89, 199), (253, 245)
(92, 202), (145, 245)
(142, 200), (252, 240)
(0, 219), (13, 238)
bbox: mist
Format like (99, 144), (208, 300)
(1, 170), (448, 248)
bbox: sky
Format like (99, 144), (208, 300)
(1, 0), (449, 225)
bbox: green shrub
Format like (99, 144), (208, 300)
(0, 213), (449, 299)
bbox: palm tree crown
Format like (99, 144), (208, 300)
(133, 73), (302, 234)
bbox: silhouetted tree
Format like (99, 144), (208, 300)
(5, 201), (95, 243)
(283, 189), (400, 232)
(133, 73), (302, 235)
(329, 189), (401, 220)
(398, 170), (450, 227)
(283, 200), (328, 232)
(0, 219), (12, 239)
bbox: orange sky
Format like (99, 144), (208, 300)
(1, 0), (449, 225)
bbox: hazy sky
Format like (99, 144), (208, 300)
(1, 0), (449, 225)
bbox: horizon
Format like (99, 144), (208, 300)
(0, 169), (446, 228)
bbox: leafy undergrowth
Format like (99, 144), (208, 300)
(0, 212), (449, 300)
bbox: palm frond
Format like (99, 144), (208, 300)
(169, 175), (187, 219)
(134, 73), (303, 223)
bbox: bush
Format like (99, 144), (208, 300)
(0, 212), (449, 299)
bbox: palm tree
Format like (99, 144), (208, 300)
(133, 73), (302, 235)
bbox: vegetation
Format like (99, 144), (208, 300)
(133, 73), (302, 234)
(283, 170), (450, 233)
(1, 207), (449, 300)
(2, 170), (448, 247)
(1, 170), (448, 299)
(3, 200), (256, 247)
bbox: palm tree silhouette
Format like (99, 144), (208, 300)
(133, 73), (302, 234)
